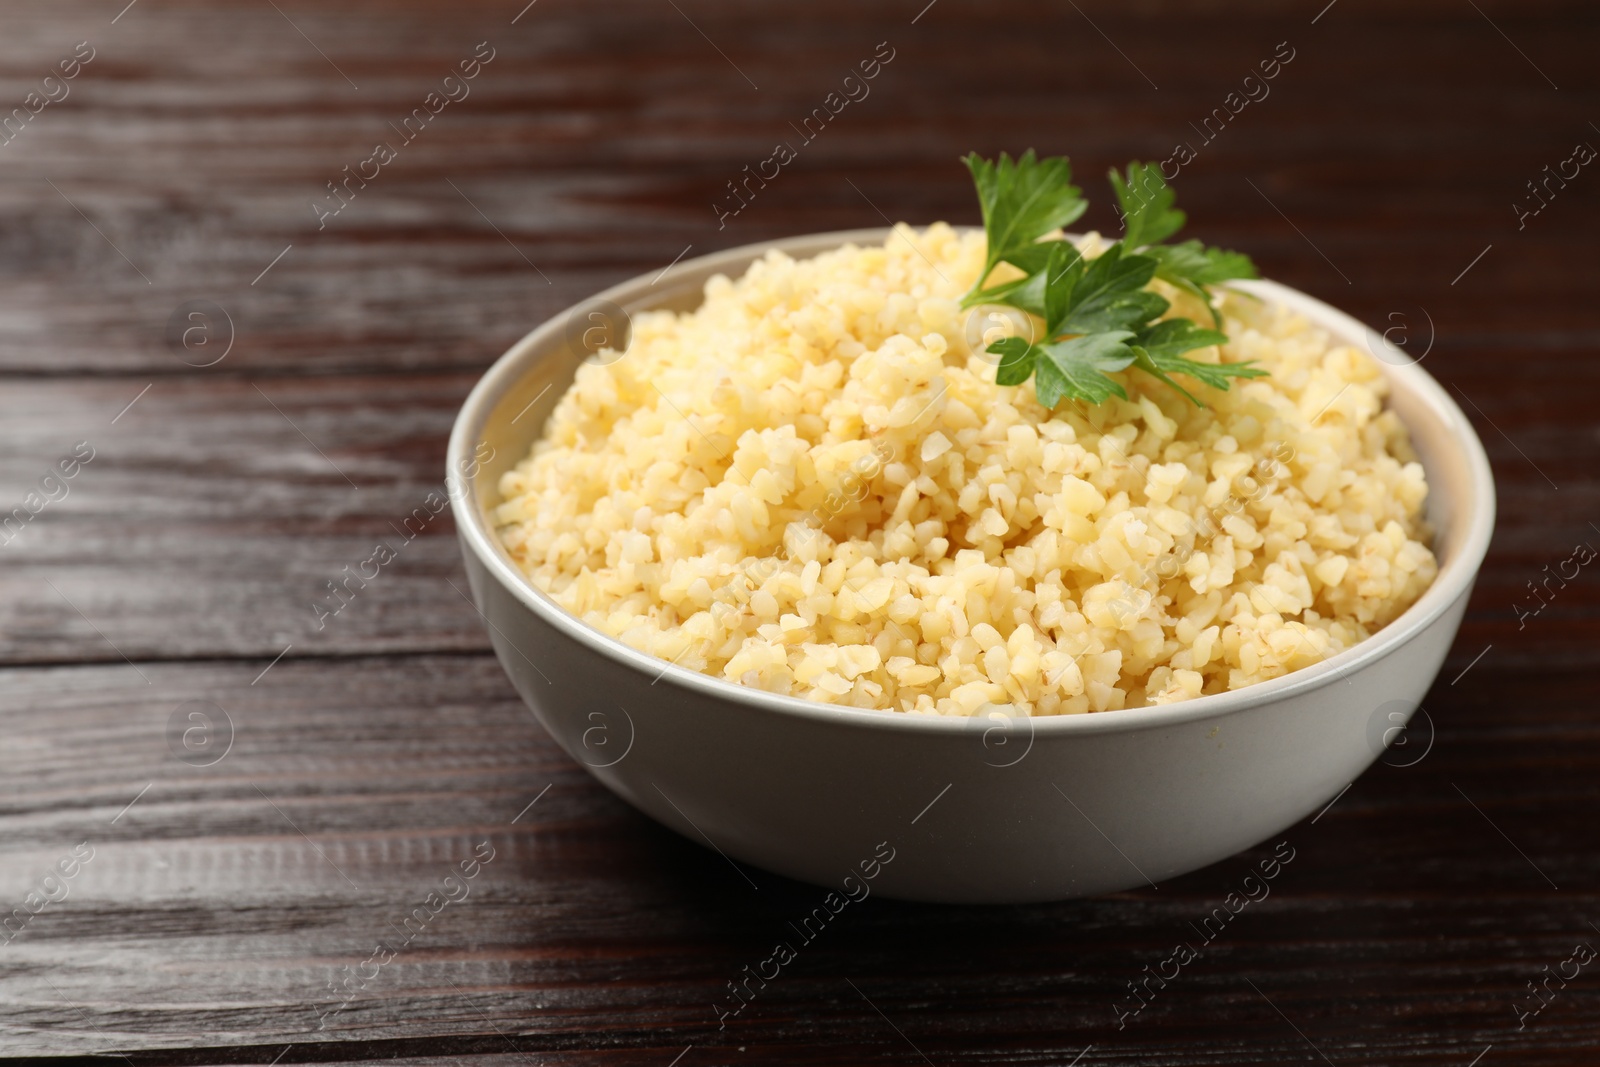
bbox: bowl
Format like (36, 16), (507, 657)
(447, 228), (1496, 904)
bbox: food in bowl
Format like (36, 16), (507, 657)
(492, 154), (1437, 716)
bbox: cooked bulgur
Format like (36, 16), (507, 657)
(494, 225), (1437, 715)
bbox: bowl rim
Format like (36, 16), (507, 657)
(448, 227), (1496, 738)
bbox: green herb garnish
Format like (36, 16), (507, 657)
(961, 151), (1264, 407)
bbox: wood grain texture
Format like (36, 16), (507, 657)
(0, 373), (488, 664)
(0, 0), (1597, 1062)
(1, 658), (1597, 1064)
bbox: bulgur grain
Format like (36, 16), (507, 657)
(494, 225), (1437, 715)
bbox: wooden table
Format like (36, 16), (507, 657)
(1, 0), (1595, 1062)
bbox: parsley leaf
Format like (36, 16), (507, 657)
(1145, 240), (1259, 325)
(1053, 243), (1166, 335)
(1108, 166), (1258, 324)
(1132, 318), (1228, 362)
(962, 150), (1088, 308)
(977, 239), (1084, 322)
(1110, 162), (1185, 249)
(1146, 239), (1258, 285)
(990, 335), (1037, 387)
(962, 151), (1267, 409)
(1032, 240), (1084, 326)
(1036, 332), (1138, 406)
(1130, 319), (1266, 404)
(990, 333), (1137, 406)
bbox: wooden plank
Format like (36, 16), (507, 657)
(0, 373), (490, 665)
(0, 656), (1596, 1061)
(0, 1), (1591, 375)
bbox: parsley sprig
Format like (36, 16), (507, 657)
(961, 151), (1265, 408)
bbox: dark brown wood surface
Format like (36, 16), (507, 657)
(1, 0), (1597, 1062)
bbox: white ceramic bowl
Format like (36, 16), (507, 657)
(448, 229), (1495, 904)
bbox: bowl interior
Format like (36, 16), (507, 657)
(1228, 279), (1487, 590)
(466, 229), (890, 508)
(452, 229), (1495, 734)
